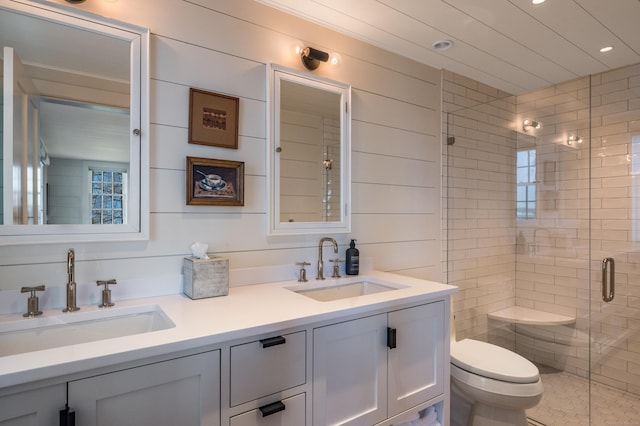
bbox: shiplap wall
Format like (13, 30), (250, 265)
(47, 158), (83, 224)
(0, 0), (441, 299)
(279, 112), (341, 223)
(279, 109), (324, 222)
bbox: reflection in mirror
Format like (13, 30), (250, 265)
(268, 64), (351, 236)
(280, 80), (341, 223)
(39, 99), (130, 225)
(0, 1), (148, 243)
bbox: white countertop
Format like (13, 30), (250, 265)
(0, 271), (456, 390)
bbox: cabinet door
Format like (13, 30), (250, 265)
(313, 314), (387, 426)
(68, 350), (220, 426)
(387, 302), (444, 417)
(0, 383), (65, 426)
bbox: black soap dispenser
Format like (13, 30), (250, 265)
(345, 239), (359, 275)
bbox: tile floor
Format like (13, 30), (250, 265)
(527, 365), (640, 426)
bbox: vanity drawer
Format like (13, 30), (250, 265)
(230, 331), (306, 406)
(229, 393), (305, 426)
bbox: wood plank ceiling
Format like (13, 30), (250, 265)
(256, 0), (640, 95)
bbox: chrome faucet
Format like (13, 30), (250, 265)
(317, 237), (338, 280)
(63, 248), (80, 312)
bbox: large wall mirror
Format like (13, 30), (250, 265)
(0, 0), (149, 244)
(267, 64), (351, 236)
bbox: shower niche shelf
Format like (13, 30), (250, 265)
(489, 306), (575, 326)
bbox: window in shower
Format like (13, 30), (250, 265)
(516, 148), (536, 219)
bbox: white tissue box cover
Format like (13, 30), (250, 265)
(183, 256), (229, 299)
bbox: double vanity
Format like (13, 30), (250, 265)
(1, 2), (454, 424)
(0, 271), (455, 426)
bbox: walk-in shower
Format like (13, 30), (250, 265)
(443, 64), (640, 425)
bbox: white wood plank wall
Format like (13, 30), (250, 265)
(279, 109), (324, 223)
(0, 0), (441, 297)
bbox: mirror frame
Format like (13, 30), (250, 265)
(0, 0), (149, 245)
(267, 63), (351, 236)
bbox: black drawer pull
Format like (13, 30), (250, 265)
(260, 335), (286, 348)
(387, 327), (397, 349)
(259, 400), (286, 417)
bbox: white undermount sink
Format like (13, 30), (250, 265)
(0, 304), (175, 357)
(289, 280), (405, 302)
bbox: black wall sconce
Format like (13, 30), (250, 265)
(300, 46), (329, 70)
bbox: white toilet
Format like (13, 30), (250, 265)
(449, 306), (543, 426)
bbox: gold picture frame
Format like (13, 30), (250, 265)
(188, 88), (239, 149)
(186, 157), (244, 206)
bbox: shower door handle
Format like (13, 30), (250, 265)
(602, 257), (615, 302)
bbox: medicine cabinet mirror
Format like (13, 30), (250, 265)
(267, 64), (351, 236)
(0, 0), (149, 244)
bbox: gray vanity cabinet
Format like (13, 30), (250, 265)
(387, 302), (445, 416)
(313, 313), (388, 425)
(67, 350), (220, 426)
(0, 383), (65, 426)
(229, 331), (306, 407)
(312, 301), (445, 425)
(226, 331), (308, 426)
(229, 393), (306, 426)
(0, 295), (448, 426)
(0, 350), (220, 426)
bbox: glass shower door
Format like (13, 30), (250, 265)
(515, 75), (593, 426)
(588, 69), (640, 425)
(444, 65), (640, 425)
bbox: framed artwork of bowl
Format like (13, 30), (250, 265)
(186, 156), (244, 206)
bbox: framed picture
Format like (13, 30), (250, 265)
(186, 157), (244, 206)
(188, 88), (239, 149)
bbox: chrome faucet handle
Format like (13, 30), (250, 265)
(296, 262), (310, 282)
(330, 259), (343, 278)
(97, 279), (117, 308)
(21, 285), (45, 317)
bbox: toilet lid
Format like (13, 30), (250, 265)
(451, 339), (539, 384)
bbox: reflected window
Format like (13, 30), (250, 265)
(90, 168), (127, 224)
(517, 149), (536, 219)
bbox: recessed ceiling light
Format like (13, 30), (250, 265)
(432, 40), (453, 51)
(600, 46), (614, 53)
(532, 0), (545, 4)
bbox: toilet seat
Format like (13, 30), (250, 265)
(451, 339), (539, 384)
(451, 363), (544, 399)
